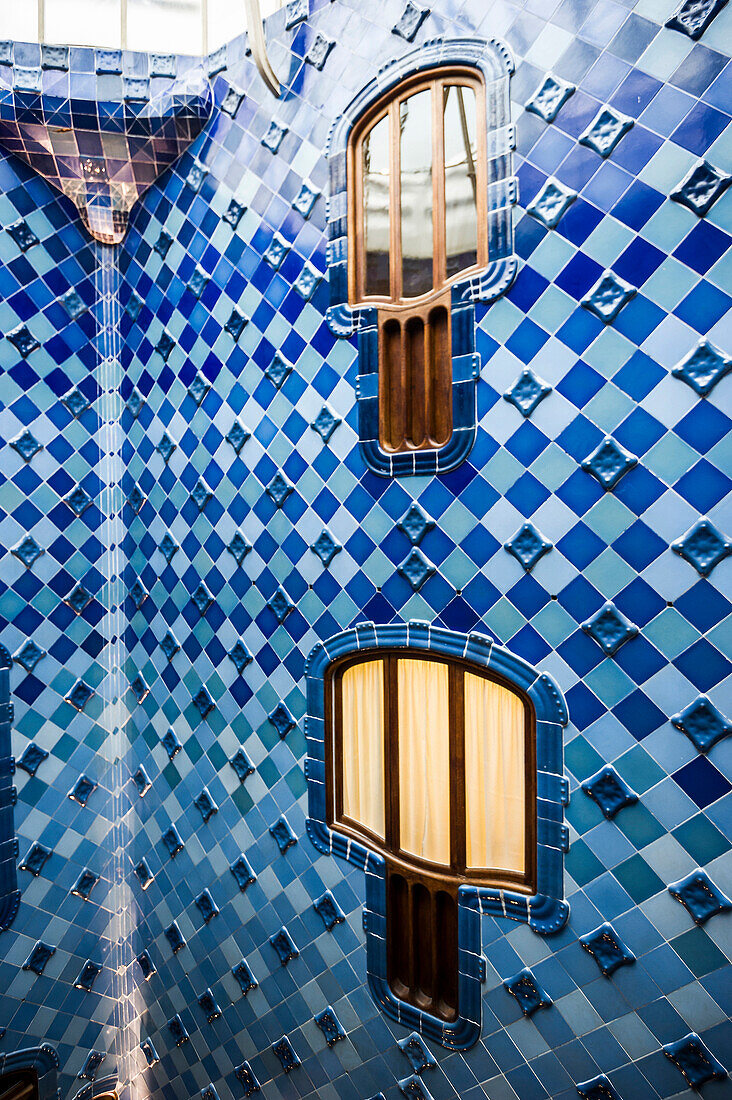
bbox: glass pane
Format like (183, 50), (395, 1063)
(398, 659), (450, 865)
(208, 0), (247, 51)
(464, 673), (525, 874)
(341, 661), (385, 840)
(363, 113), (390, 297)
(400, 88), (433, 298)
(0, 6), (39, 41)
(44, 0), (121, 47)
(444, 84), (479, 279)
(127, 0), (203, 55)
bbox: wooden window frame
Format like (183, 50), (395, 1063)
(0, 1070), (39, 1100)
(325, 649), (537, 896)
(348, 67), (489, 310)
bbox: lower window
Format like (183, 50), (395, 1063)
(0, 1070), (39, 1100)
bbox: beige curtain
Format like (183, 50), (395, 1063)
(464, 672), (525, 874)
(341, 660), (385, 839)
(398, 659), (451, 865)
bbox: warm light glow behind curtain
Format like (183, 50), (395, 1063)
(341, 660), (385, 839)
(398, 659), (450, 865)
(464, 672), (525, 873)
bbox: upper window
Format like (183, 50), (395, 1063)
(327, 651), (534, 1022)
(348, 69), (487, 455)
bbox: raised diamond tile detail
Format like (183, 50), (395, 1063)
(398, 1032), (436, 1074)
(65, 485), (93, 515)
(8, 219), (38, 251)
(188, 371), (210, 405)
(162, 825), (184, 857)
(527, 177), (577, 229)
(579, 106), (634, 157)
(17, 742), (49, 775)
(223, 198), (245, 227)
(526, 73), (575, 122)
(306, 32), (334, 70)
(226, 419), (251, 453)
(167, 1014), (189, 1043)
(582, 270), (636, 323)
(265, 352), (293, 388)
(192, 582), (214, 614)
(227, 531), (252, 565)
(671, 159), (731, 215)
(582, 436), (637, 490)
(663, 1034), (727, 1090)
(671, 339), (731, 397)
(221, 85), (244, 118)
(504, 368), (552, 417)
(14, 640), (45, 672)
(190, 478), (213, 511)
(230, 853), (256, 889)
(74, 960), (102, 992)
(269, 926), (299, 966)
(272, 1036), (300, 1073)
(8, 324), (40, 358)
(128, 578), (147, 609)
(399, 548), (436, 591)
(671, 695), (732, 753)
(580, 923), (636, 976)
(126, 387), (144, 417)
(23, 941), (56, 975)
(60, 288), (87, 319)
(262, 119), (288, 153)
(62, 387), (91, 417)
(582, 602), (639, 656)
(225, 308), (248, 341)
(66, 680), (93, 711)
(198, 990), (221, 1023)
(505, 523), (553, 572)
(20, 842), (52, 876)
(234, 1062), (261, 1097)
(311, 404), (341, 442)
(159, 532), (179, 562)
(187, 265), (209, 298)
(503, 968), (553, 1017)
(269, 587), (294, 623)
(294, 261), (321, 300)
(155, 331), (175, 360)
(10, 429), (42, 462)
(311, 528), (342, 566)
(399, 502), (435, 545)
(263, 232), (289, 270)
(269, 702), (296, 739)
(285, 0), (308, 27)
(392, 2), (431, 41)
(668, 870), (732, 925)
(192, 685), (215, 719)
(666, 0), (729, 38)
(160, 631), (181, 662)
(581, 766), (638, 819)
(293, 179), (319, 219)
(672, 518), (731, 576)
(270, 815), (297, 853)
(194, 788), (218, 823)
(161, 727), (182, 759)
(195, 888), (219, 922)
(12, 535), (44, 568)
(229, 640), (252, 674)
(314, 891), (345, 931)
(232, 957), (258, 994)
(126, 484), (145, 513)
(267, 472), (294, 508)
(577, 1076), (621, 1100)
(315, 1007), (346, 1047)
(230, 750), (255, 784)
(69, 774), (96, 806)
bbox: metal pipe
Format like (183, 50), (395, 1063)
(244, 0), (281, 97)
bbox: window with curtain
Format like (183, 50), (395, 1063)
(327, 651), (534, 1023)
(349, 69), (487, 455)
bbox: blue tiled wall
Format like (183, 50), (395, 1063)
(0, 0), (731, 1098)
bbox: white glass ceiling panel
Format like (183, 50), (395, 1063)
(45, 0), (122, 48)
(127, 0), (203, 55)
(207, 0), (246, 52)
(0, 7), (40, 42)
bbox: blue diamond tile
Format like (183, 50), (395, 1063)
(398, 502), (435, 545)
(527, 178), (577, 229)
(582, 436), (638, 490)
(127, 484), (145, 513)
(311, 528), (342, 566)
(151, 52), (176, 76)
(198, 989), (222, 1023)
(263, 232), (289, 270)
(66, 680), (93, 711)
(12, 535), (44, 568)
(168, 1014), (189, 1043)
(314, 891), (345, 931)
(8, 219), (38, 251)
(306, 32), (335, 70)
(293, 179), (319, 218)
(41, 44), (68, 69)
(72, 869), (99, 901)
(65, 485), (93, 515)
(230, 749), (255, 783)
(398, 1033), (436, 1074)
(62, 387), (91, 417)
(230, 854), (256, 891)
(504, 368), (552, 417)
(126, 387), (144, 417)
(10, 429), (42, 461)
(161, 726), (182, 761)
(272, 1036), (300, 1073)
(582, 602), (639, 656)
(188, 371), (210, 405)
(671, 339), (731, 397)
(229, 640), (253, 674)
(14, 640), (45, 672)
(505, 522), (553, 572)
(269, 587), (294, 623)
(69, 774), (96, 806)
(129, 578), (147, 609)
(77, 1051), (104, 1080)
(399, 548), (436, 591)
(663, 1034), (727, 1090)
(17, 742), (49, 775)
(8, 324), (40, 358)
(74, 960), (102, 992)
(270, 815), (297, 852)
(269, 702), (296, 738)
(226, 418), (251, 453)
(285, 0), (308, 27)
(195, 888), (219, 922)
(194, 787), (218, 822)
(126, 291), (142, 319)
(221, 85), (244, 118)
(186, 158), (208, 193)
(392, 1), (430, 41)
(294, 261), (321, 300)
(227, 530), (252, 565)
(671, 695), (732, 753)
(187, 265), (209, 299)
(311, 403), (341, 442)
(190, 478), (213, 511)
(23, 941), (55, 976)
(270, 926), (299, 966)
(154, 230), (172, 258)
(192, 582), (214, 614)
(155, 331), (175, 360)
(164, 917), (185, 946)
(159, 532), (179, 562)
(20, 842), (52, 876)
(315, 1007), (346, 1046)
(580, 923), (636, 976)
(132, 766), (151, 796)
(232, 957), (258, 993)
(526, 73), (575, 122)
(160, 631), (181, 662)
(672, 518), (732, 576)
(130, 673), (148, 703)
(134, 858), (154, 890)
(162, 825), (184, 857)
(666, 0), (729, 37)
(140, 1039), (159, 1066)
(582, 270), (636, 323)
(267, 471), (294, 508)
(581, 766), (638, 819)
(234, 1061), (261, 1096)
(59, 288), (87, 319)
(579, 107), (634, 157)
(671, 159), (731, 215)
(225, 308), (249, 341)
(262, 119), (288, 153)
(503, 968), (553, 1017)
(192, 685), (215, 719)
(265, 352), (293, 389)
(668, 870), (732, 925)
(576, 1076), (621, 1100)
(223, 198), (245, 227)
(398, 1077), (434, 1100)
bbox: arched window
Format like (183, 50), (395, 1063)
(327, 650), (533, 1022)
(325, 39), (517, 478)
(349, 69), (487, 455)
(0, 1070), (39, 1100)
(305, 623), (569, 1049)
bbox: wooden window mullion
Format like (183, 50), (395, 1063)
(389, 99), (402, 303)
(449, 664), (466, 873)
(385, 655), (400, 854)
(433, 79), (447, 291)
